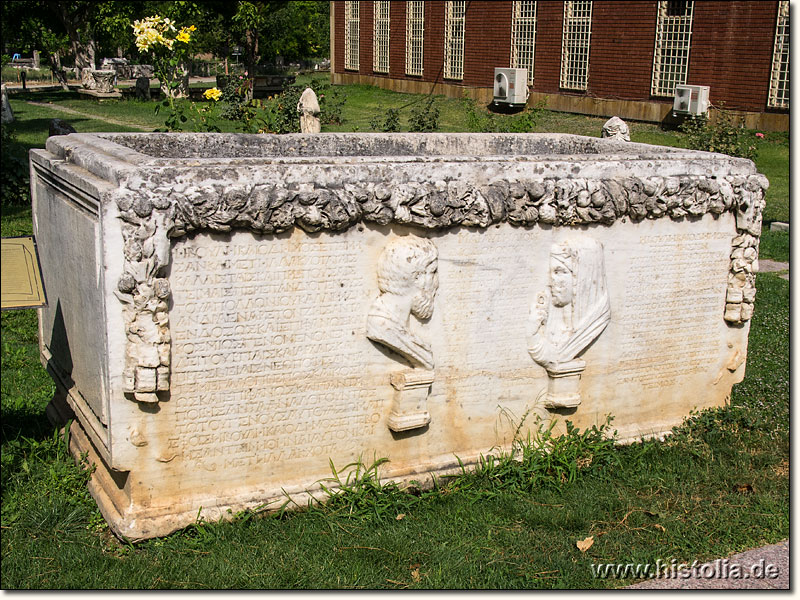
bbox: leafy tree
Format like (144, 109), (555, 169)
(228, 1), (331, 76)
(1, 1), (71, 88)
(47, 1), (100, 70)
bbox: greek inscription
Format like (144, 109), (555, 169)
(617, 232), (730, 389)
(168, 233), (377, 467)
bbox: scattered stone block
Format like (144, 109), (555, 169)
(48, 118), (76, 136)
(601, 116), (630, 141)
(770, 221), (789, 232)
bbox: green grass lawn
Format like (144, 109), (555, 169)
(0, 78), (789, 589)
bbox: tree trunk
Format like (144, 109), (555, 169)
(72, 38), (96, 70)
(244, 28), (259, 101)
(47, 50), (70, 90)
(55, 2), (96, 70)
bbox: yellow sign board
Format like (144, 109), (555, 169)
(1, 236), (47, 310)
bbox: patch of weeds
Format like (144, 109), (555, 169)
(370, 107), (401, 132)
(1, 421), (99, 536)
(463, 96), (547, 133)
(448, 416), (620, 495)
(305, 456), (426, 522)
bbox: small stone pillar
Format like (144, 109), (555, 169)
(49, 118), (77, 137)
(1, 85), (14, 124)
(135, 77), (151, 101)
(387, 369), (433, 432)
(297, 87), (321, 133)
(602, 116), (630, 141)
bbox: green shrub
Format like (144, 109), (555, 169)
(369, 107), (401, 132)
(408, 96), (440, 132)
(253, 82), (345, 134)
(464, 96), (547, 133)
(0, 125), (30, 207)
(216, 74), (252, 121)
(679, 104), (758, 160)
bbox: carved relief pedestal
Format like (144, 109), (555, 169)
(543, 359), (585, 409)
(387, 369), (433, 432)
(92, 70), (117, 93)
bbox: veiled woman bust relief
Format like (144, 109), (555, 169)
(528, 236), (611, 408)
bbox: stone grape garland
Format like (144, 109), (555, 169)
(112, 173), (767, 403)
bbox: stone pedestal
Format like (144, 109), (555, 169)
(92, 70), (117, 93)
(544, 360), (585, 409)
(388, 370), (433, 432)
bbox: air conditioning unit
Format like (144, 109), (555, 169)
(493, 68), (529, 107)
(673, 84), (710, 116)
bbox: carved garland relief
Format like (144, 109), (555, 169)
(112, 173), (767, 404)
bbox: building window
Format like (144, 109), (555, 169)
(344, 0), (360, 71)
(511, 1), (537, 85)
(405, 1), (425, 76)
(651, 1), (694, 97)
(768, 0), (789, 108)
(560, 1), (592, 90)
(374, 1), (390, 74)
(444, 0), (466, 80)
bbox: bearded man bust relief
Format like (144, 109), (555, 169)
(367, 237), (439, 432)
(366, 237), (439, 370)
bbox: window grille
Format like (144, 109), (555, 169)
(444, 0), (466, 80)
(344, 0), (360, 71)
(405, 1), (425, 76)
(560, 1), (592, 90)
(651, 1), (694, 97)
(768, 0), (789, 108)
(511, 1), (537, 85)
(374, 1), (391, 73)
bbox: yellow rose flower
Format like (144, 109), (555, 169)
(176, 26), (193, 43)
(203, 87), (222, 101)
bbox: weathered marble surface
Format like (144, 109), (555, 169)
(297, 87), (321, 134)
(30, 133), (767, 540)
(91, 70), (117, 93)
(602, 116), (630, 142)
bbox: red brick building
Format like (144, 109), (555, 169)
(330, 1), (789, 130)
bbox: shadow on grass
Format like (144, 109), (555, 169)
(1, 203), (34, 221)
(0, 402), (55, 445)
(10, 89), (83, 103)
